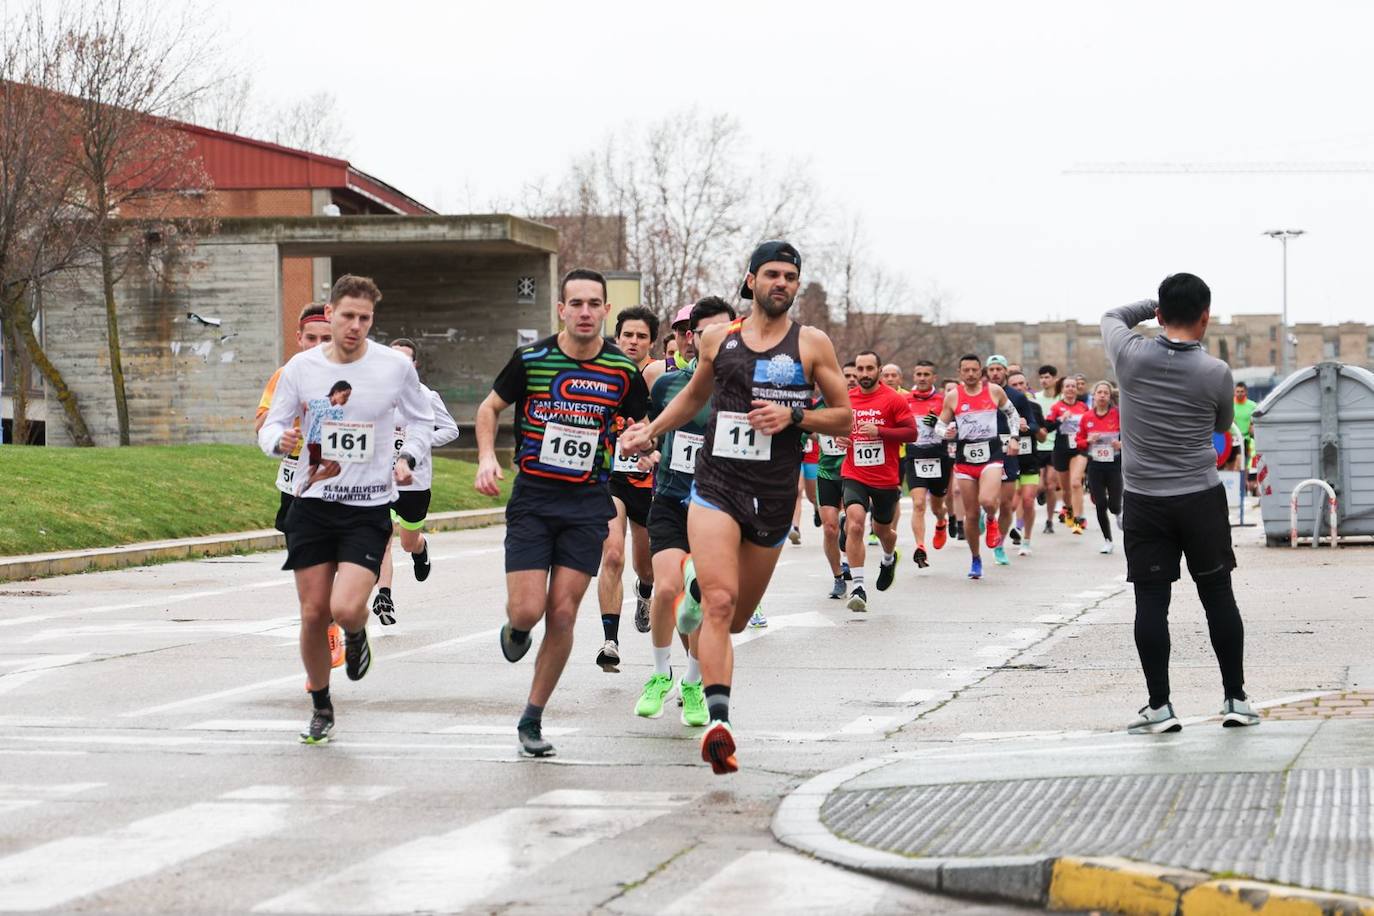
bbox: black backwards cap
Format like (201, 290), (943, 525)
(739, 240), (802, 299)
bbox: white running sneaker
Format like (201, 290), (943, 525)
(1220, 697), (1261, 728)
(1099, 540), (1114, 554)
(1128, 702), (1182, 734)
(1017, 544), (1031, 557)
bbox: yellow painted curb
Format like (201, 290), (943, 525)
(1181, 879), (1374, 916)
(1049, 856), (1209, 916)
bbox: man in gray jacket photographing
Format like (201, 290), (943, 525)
(1102, 273), (1259, 735)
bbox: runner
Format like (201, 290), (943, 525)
(930, 353), (1022, 580)
(619, 240), (851, 774)
(818, 362), (859, 599)
(596, 305), (660, 670)
(940, 377), (965, 540)
(875, 362), (909, 542)
(1103, 275), (1256, 733)
(255, 304), (345, 676)
(984, 355), (1039, 566)
(791, 433), (821, 544)
(370, 339), (461, 626)
(841, 351), (916, 611)
(1078, 380), (1123, 554)
(473, 268), (649, 757)
(904, 359), (951, 569)
(1232, 382), (1258, 493)
(258, 275), (435, 745)
(633, 296), (736, 726)
(1046, 377), (1091, 534)
(1034, 365), (1061, 534)
(1005, 369), (1046, 557)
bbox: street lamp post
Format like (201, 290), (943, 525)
(1262, 229), (1305, 376)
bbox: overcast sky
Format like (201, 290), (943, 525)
(226, 0), (1374, 327)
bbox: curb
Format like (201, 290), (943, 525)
(0, 507), (506, 583)
(772, 755), (1374, 915)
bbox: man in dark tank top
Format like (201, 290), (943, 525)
(619, 240), (852, 775)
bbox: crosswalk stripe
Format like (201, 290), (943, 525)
(663, 850), (890, 915)
(0, 799), (300, 911)
(253, 791), (693, 914)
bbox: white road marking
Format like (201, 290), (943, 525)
(122, 626), (500, 718)
(436, 724), (576, 737)
(188, 719), (311, 732)
(976, 644), (1015, 657)
(252, 792), (691, 914)
(895, 688), (939, 703)
(732, 610), (836, 646)
(1035, 613), (1071, 624)
(0, 799), (301, 911)
(0, 654), (90, 697)
(525, 790), (694, 808)
(839, 715), (899, 735)
(664, 850), (890, 916)
(1003, 627), (1043, 641)
(221, 785), (396, 802)
(0, 783), (102, 817)
(23, 618), (299, 644)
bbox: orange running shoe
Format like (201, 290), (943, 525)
(932, 522), (948, 550)
(984, 518), (1001, 550)
(701, 720), (738, 775)
(328, 623), (345, 669)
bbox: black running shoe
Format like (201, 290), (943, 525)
(1043, 520), (1054, 534)
(633, 580), (651, 634)
(371, 591), (396, 626)
(299, 707), (334, 745)
(344, 628), (371, 681)
(841, 562), (852, 582)
(914, 546), (929, 569)
(412, 543), (431, 582)
(1009, 527), (1022, 545)
(1036, 491), (1046, 506)
(847, 586), (868, 612)
(518, 720), (555, 757)
(828, 576), (846, 599)
(500, 623), (532, 663)
(876, 555), (898, 591)
(813, 508), (822, 528)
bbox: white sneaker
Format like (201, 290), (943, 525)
(1220, 697), (1260, 728)
(1017, 544), (1031, 557)
(1127, 702), (1182, 734)
(1099, 540), (1114, 554)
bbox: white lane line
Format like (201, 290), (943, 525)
(1034, 613), (1070, 624)
(187, 719), (310, 732)
(839, 715), (899, 735)
(221, 785), (397, 802)
(525, 790), (695, 808)
(252, 792), (691, 914)
(23, 618), (299, 644)
(895, 688), (939, 703)
(976, 645), (1015, 658)
(0, 654), (91, 697)
(0, 799), (301, 912)
(1003, 627), (1043, 642)
(122, 626), (500, 718)
(665, 850), (890, 916)
(732, 611), (836, 647)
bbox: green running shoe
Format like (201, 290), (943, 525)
(680, 680), (708, 727)
(634, 673), (676, 719)
(993, 545), (1010, 566)
(677, 557), (703, 634)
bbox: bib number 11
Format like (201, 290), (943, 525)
(713, 411), (771, 461)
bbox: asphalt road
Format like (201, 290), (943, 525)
(0, 510), (1137, 914)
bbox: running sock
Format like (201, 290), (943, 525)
(309, 686), (331, 711)
(881, 552), (895, 566)
(378, 587), (391, 599)
(509, 627), (530, 644)
(685, 652), (701, 684)
(637, 580), (653, 599)
(851, 570), (866, 591)
(601, 614), (620, 643)
(704, 684), (730, 723)
(519, 703), (544, 728)
(652, 645), (672, 676)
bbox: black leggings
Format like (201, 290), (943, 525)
(1087, 461), (1123, 540)
(1133, 573), (1247, 709)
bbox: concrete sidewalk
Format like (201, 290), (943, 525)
(0, 506), (505, 581)
(773, 526), (1374, 914)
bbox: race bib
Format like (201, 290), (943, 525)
(320, 420), (375, 464)
(852, 440), (885, 467)
(915, 458), (942, 479)
(713, 411), (771, 461)
(276, 457), (297, 492)
(612, 439), (641, 474)
(819, 435), (846, 456)
(670, 432), (704, 474)
(963, 441), (991, 464)
(1061, 415), (1081, 438)
(1020, 436), (1034, 455)
(1000, 434), (1012, 451)
(392, 427), (406, 456)
(1091, 442), (1116, 463)
(540, 422), (599, 472)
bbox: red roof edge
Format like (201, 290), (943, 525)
(347, 167), (436, 215)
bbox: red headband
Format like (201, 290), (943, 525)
(300, 314), (328, 326)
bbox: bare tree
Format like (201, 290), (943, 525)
(0, 9), (96, 446)
(58, 0), (216, 444)
(262, 91), (351, 158)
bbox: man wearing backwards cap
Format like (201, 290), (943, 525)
(620, 240), (852, 774)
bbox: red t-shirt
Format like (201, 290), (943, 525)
(1077, 405), (1121, 455)
(841, 384), (914, 488)
(1047, 398), (1089, 446)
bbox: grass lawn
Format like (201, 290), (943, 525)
(0, 444), (510, 556)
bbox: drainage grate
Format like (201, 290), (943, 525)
(822, 768), (1374, 896)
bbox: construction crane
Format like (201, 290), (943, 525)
(1064, 162), (1374, 175)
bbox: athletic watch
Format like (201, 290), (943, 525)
(790, 405), (806, 427)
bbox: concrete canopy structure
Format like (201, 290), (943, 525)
(39, 214), (557, 446)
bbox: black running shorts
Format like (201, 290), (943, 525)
(390, 489), (432, 528)
(841, 478), (901, 525)
(274, 491), (294, 533)
(817, 476), (843, 509)
(647, 493), (690, 555)
(609, 475), (654, 528)
(690, 480), (793, 549)
(904, 453), (951, 497)
(282, 498), (392, 577)
(1052, 444), (1080, 473)
(504, 477), (614, 576)
(1123, 484), (1237, 584)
